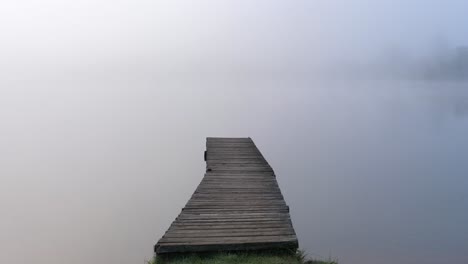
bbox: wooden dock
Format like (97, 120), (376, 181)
(154, 137), (298, 254)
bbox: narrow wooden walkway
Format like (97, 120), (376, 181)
(154, 137), (298, 254)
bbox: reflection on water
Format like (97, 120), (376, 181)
(0, 79), (467, 264)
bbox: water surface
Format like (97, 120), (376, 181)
(1, 78), (467, 264)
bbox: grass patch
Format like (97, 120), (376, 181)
(149, 250), (337, 264)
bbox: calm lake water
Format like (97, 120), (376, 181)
(1, 78), (467, 264)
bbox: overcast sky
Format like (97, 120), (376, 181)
(1, 0), (468, 80)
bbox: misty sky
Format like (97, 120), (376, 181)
(1, 1), (468, 264)
(2, 0), (468, 79)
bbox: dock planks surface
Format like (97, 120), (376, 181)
(154, 137), (298, 254)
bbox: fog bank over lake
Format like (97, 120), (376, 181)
(2, 77), (468, 264)
(1, 1), (468, 264)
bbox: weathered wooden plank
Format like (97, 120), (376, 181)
(180, 209), (290, 214)
(177, 215), (290, 221)
(169, 224), (294, 230)
(207, 162), (270, 166)
(178, 212), (290, 217)
(207, 146), (258, 149)
(194, 191), (282, 194)
(158, 235), (298, 243)
(207, 162), (269, 167)
(207, 137), (252, 142)
(170, 219), (293, 225)
(196, 185), (279, 189)
(167, 224), (294, 230)
(203, 172), (274, 176)
(181, 205), (289, 210)
(191, 192), (283, 195)
(162, 230), (296, 238)
(184, 203), (287, 208)
(190, 194), (283, 197)
(191, 190), (279, 194)
(206, 149), (262, 152)
(206, 156), (266, 160)
(207, 169), (274, 173)
(199, 183), (278, 186)
(190, 197), (285, 201)
(207, 152), (262, 155)
(207, 151), (262, 155)
(167, 227), (293, 233)
(207, 166), (273, 170)
(205, 174), (273, 178)
(157, 241), (298, 254)
(196, 185), (280, 189)
(207, 159), (268, 163)
(200, 180), (278, 183)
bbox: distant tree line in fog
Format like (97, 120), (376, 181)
(422, 46), (468, 80)
(349, 45), (468, 81)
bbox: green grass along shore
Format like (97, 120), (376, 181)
(149, 250), (337, 264)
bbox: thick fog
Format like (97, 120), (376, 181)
(1, 1), (468, 264)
